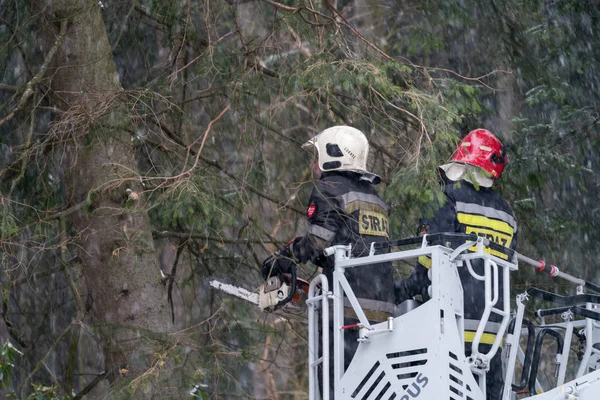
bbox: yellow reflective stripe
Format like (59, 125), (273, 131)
(464, 331), (502, 346)
(457, 213), (514, 236)
(464, 226), (513, 248)
(464, 227), (512, 260)
(341, 192), (388, 210)
(418, 255), (432, 269)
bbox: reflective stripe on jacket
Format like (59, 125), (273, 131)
(464, 319), (503, 345)
(293, 171), (395, 311)
(395, 176), (518, 323)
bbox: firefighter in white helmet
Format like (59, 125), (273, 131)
(262, 125), (394, 395)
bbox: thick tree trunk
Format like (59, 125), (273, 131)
(40, 1), (173, 396)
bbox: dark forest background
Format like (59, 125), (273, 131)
(0, 0), (599, 398)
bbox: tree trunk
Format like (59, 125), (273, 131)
(40, 1), (173, 396)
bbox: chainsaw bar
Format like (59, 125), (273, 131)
(209, 280), (259, 305)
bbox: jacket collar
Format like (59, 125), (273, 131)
(439, 162), (494, 188)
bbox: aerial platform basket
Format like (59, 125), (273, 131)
(307, 234), (600, 400)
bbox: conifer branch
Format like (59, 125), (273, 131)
(148, 116), (305, 215)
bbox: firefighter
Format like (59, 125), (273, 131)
(395, 129), (517, 400)
(262, 125), (394, 395)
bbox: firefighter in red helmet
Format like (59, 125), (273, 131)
(446, 128), (508, 182)
(395, 129), (517, 400)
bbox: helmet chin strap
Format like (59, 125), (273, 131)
(312, 159), (322, 179)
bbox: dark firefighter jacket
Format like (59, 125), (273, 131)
(292, 171), (395, 318)
(395, 175), (518, 338)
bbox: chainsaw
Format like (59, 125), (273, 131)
(209, 273), (311, 321)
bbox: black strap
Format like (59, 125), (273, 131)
(527, 287), (600, 306)
(371, 233), (516, 259)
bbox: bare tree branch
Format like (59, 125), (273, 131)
(152, 230), (283, 244)
(0, 20), (67, 128)
(18, 323), (73, 397)
(147, 115), (305, 215)
(0, 84), (18, 93)
(72, 371), (108, 400)
(167, 241), (185, 324)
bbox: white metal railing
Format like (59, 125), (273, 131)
(307, 274), (330, 400)
(457, 239), (516, 372)
(308, 235), (518, 399)
(306, 234), (600, 400)
(502, 268), (600, 397)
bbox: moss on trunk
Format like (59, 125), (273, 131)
(40, 1), (174, 397)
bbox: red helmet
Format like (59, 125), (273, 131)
(451, 129), (507, 179)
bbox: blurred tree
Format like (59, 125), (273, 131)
(0, 0), (468, 396)
(2, 0), (598, 398)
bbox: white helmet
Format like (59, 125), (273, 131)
(302, 126), (381, 183)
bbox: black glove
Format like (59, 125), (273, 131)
(261, 241), (297, 280)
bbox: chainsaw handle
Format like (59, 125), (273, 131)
(273, 265), (297, 311)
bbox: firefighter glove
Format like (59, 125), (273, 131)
(261, 241), (297, 280)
